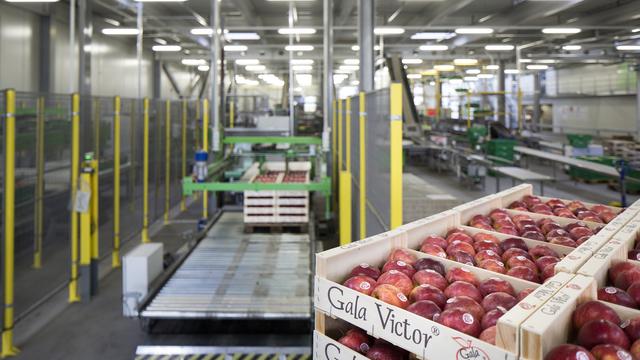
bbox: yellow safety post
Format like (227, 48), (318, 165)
(2, 89), (19, 356)
(141, 99), (150, 243)
(202, 99), (209, 219)
(33, 96), (45, 269)
(68, 93), (81, 303)
(359, 92), (367, 239)
(466, 92), (472, 129)
(337, 99), (343, 171)
(78, 153), (98, 300)
(230, 101), (235, 128)
(346, 98), (351, 172)
(180, 100), (187, 211)
(339, 171), (352, 245)
(164, 100), (171, 224)
(390, 83), (403, 230)
(112, 96), (121, 267)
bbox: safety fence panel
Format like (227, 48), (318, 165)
(119, 99), (143, 250)
(350, 95), (360, 243)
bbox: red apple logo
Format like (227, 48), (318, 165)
(453, 337), (490, 360)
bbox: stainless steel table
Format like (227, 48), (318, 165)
(493, 166), (553, 195)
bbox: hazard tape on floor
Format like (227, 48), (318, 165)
(134, 346), (311, 360)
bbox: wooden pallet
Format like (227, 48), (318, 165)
(244, 222), (309, 234)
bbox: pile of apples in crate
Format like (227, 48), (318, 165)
(469, 208), (597, 248)
(253, 171), (280, 183)
(337, 328), (409, 360)
(282, 171), (307, 183)
(509, 195), (617, 224)
(343, 248), (532, 346)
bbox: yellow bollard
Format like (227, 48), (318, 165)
(339, 171), (352, 245)
(2, 89), (19, 356)
(337, 99), (343, 172)
(202, 99), (209, 219)
(164, 100), (171, 223)
(346, 98), (351, 173)
(181, 100), (187, 211)
(34, 96), (45, 269)
(390, 84), (403, 230)
(68, 93), (81, 303)
(141, 99), (150, 243)
(359, 92), (367, 239)
(112, 96), (121, 267)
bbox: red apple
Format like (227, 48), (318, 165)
(446, 232), (474, 245)
(475, 249), (502, 264)
(569, 227), (594, 241)
(544, 344), (594, 360)
(631, 339), (640, 359)
(420, 243), (447, 258)
(413, 258), (445, 276)
(377, 270), (414, 295)
(479, 259), (507, 274)
(628, 250), (640, 261)
(382, 260), (416, 278)
(366, 343), (406, 360)
(567, 200), (586, 212)
(481, 292), (517, 312)
(502, 248), (532, 262)
(522, 195), (542, 206)
(614, 268), (640, 291)
(518, 288), (535, 301)
(529, 245), (560, 260)
(445, 296), (485, 320)
(388, 248), (417, 265)
(532, 203), (553, 214)
(598, 287), (638, 308)
(576, 236), (591, 245)
(496, 227), (520, 236)
(521, 231), (547, 242)
(500, 238), (529, 252)
(489, 208), (511, 221)
(591, 205), (611, 215)
(482, 308), (506, 330)
(547, 229), (571, 239)
(541, 222), (563, 235)
(479, 326), (497, 345)
(576, 319), (630, 350)
(413, 269), (448, 291)
(437, 308), (481, 337)
(479, 277), (516, 297)
(474, 240), (503, 255)
(343, 275), (377, 295)
(447, 227), (470, 237)
(609, 263), (639, 284)
(446, 267), (479, 286)
(406, 300), (442, 321)
(371, 284), (410, 309)
(565, 222), (590, 232)
(507, 256), (539, 273)
(590, 344), (634, 360)
(572, 301), (622, 330)
(600, 211), (617, 223)
(546, 198), (566, 207)
(470, 215), (492, 227)
(536, 256), (561, 272)
(512, 214), (534, 224)
(473, 232), (501, 245)
(422, 235), (448, 250)
(444, 281), (482, 303)
(338, 328), (372, 354)
(554, 208), (577, 219)
(541, 263), (558, 281)
(409, 284), (447, 308)
(446, 241), (476, 256)
(509, 200), (528, 209)
(627, 283), (640, 305)
(507, 266), (540, 283)
(448, 251), (476, 266)
(350, 263), (381, 280)
(471, 223), (494, 231)
(621, 317), (640, 343)
(549, 237), (578, 248)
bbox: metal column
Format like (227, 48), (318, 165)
(358, 0), (374, 92)
(637, 65), (640, 140)
(39, 15), (51, 93)
(322, 0), (333, 151)
(137, 3), (144, 99)
(533, 72), (542, 132)
(210, 0), (221, 152)
(498, 60), (506, 126)
(78, 0), (93, 152)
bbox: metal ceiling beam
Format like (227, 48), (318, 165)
(336, 0), (357, 26)
(573, 1), (640, 26)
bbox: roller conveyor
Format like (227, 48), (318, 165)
(141, 213), (311, 320)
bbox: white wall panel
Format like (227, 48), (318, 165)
(549, 96), (635, 135)
(0, 3), (39, 92)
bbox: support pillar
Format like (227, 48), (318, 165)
(498, 60), (506, 126)
(637, 65), (640, 140)
(210, 0), (221, 152)
(39, 15), (51, 93)
(322, 0), (333, 151)
(533, 72), (542, 132)
(78, 0), (93, 152)
(358, 0), (374, 92)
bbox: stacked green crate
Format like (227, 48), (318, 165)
(569, 156), (616, 182)
(487, 139), (517, 161)
(567, 134), (592, 148)
(467, 125), (487, 149)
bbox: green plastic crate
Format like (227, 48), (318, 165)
(487, 139), (517, 161)
(567, 134), (592, 148)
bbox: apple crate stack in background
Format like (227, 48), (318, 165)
(314, 184), (640, 360)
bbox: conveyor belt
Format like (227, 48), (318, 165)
(141, 213), (311, 319)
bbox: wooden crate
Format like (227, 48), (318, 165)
(313, 329), (369, 360)
(315, 213), (573, 359)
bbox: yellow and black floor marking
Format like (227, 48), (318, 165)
(135, 355), (225, 360)
(135, 346), (310, 360)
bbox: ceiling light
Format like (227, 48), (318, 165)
(463, 76), (478, 81)
(433, 64), (455, 71)
(224, 45), (248, 52)
(154, 38), (167, 45)
(402, 59), (423, 64)
(5, 0), (59, 2)
(485, 64), (500, 70)
(465, 69), (481, 75)
(616, 45), (640, 51)
(411, 32), (456, 40)
(374, 27), (405, 35)
(504, 69), (520, 74)
(542, 28), (581, 34)
(633, 29), (640, 33)
(455, 27), (494, 34)
(225, 32), (261, 40)
(246, 65), (266, 72)
(453, 58), (478, 66)
(291, 59), (314, 65)
(350, 80), (360, 86)
(104, 18), (120, 27)
(191, 28), (213, 36)
(152, 45), (182, 52)
(134, 0), (186, 2)
(407, 74), (422, 79)
(351, 45), (381, 51)
(449, 78), (463, 84)
(102, 28), (139, 35)
(235, 59), (260, 65)
(562, 45), (582, 50)
(295, 74), (313, 87)
(485, 44), (514, 51)
(268, 0), (315, 2)
(344, 59), (360, 65)
(537, 59), (556, 63)
(527, 64), (549, 70)
(519, 59), (533, 63)
(285, 45), (314, 51)
(339, 65), (360, 72)
(278, 28), (317, 35)
(477, 74), (494, 79)
(198, 65), (210, 72)
(182, 59), (206, 66)
(292, 65), (313, 72)
(419, 44), (448, 51)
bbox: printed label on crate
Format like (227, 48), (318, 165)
(315, 277), (517, 360)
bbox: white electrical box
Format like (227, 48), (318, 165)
(122, 243), (164, 317)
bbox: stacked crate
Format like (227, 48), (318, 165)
(278, 163), (311, 224)
(243, 171), (283, 224)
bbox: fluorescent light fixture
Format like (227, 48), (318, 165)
(485, 64), (500, 70)
(292, 65), (313, 71)
(402, 58), (423, 64)
(268, 0), (315, 2)
(182, 59), (206, 66)
(537, 59), (556, 63)
(477, 74), (494, 79)
(411, 32), (456, 40)
(465, 69), (481, 75)
(5, 0), (59, 2)
(191, 28), (213, 35)
(374, 27), (405, 35)
(245, 65), (266, 72)
(152, 45), (182, 52)
(225, 32), (260, 40)
(102, 28), (139, 35)
(351, 45), (381, 51)
(134, 0), (187, 2)
(616, 45), (640, 51)
(542, 28), (581, 34)
(296, 74), (313, 87)
(350, 80), (360, 86)
(224, 45), (248, 52)
(519, 59), (533, 63)
(419, 44), (449, 51)
(104, 18), (120, 27)
(343, 59), (360, 65)
(285, 45), (314, 51)
(562, 44), (582, 50)
(278, 28), (317, 35)
(235, 59), (260, 65)
(198, 65), (210, 72)
(434, 64), (455, 71)
(454, 58), (478, 66)
(154, 38), (167, 45)
(455, 27), (494, 34)
(504, 69), (520, 74)
(407, 74), (422, 79)
(463, 76), (478, 81)
(291, 59), (314, 65)
(339, 65), (360, 72)
(449, 78), (463, 84)
(485, 44), (514, 51)
(527, 64), (549, 70)
(633, 28), (640, 33)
